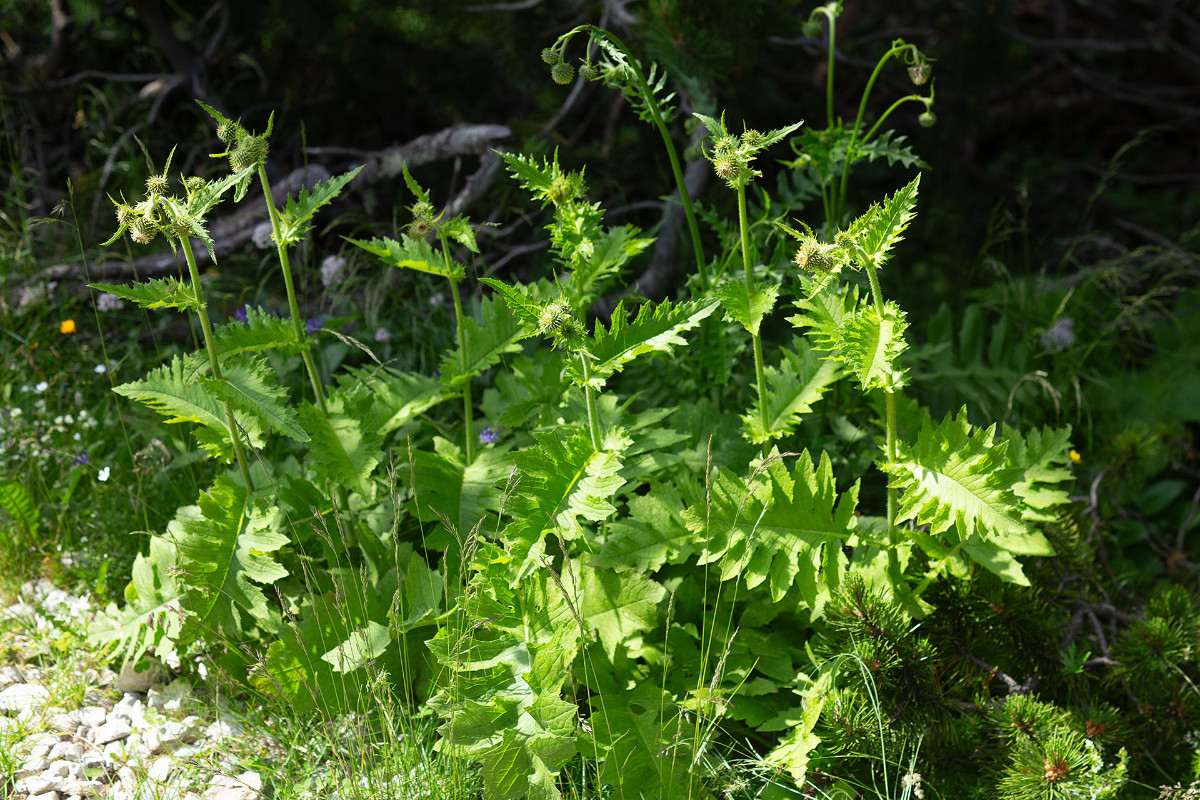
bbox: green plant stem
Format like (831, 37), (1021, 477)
(257, 165), (329, 416)
(864, 258), (901, 586)
(448, 275), (474, 465)
(180, 236), (255, 491)
(580, 355), (601, 451)
(581, 26), (707, 290)
(860, 94), (926, 146)
(737, 185), (770, 450)
(835, 42), (912, 224)
(820, 9), (837, 129)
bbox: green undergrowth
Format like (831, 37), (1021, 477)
(2, 5), (1199, 800)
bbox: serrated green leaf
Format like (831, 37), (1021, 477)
(344, 233), (465, 280)
(203, 355), (308, 443)
(580, 562), (665, 660)
(839, 301), (909, 390)
(277, 166), (363, 246)
(207, 307), (306, 363)
(563, 224), (652, 311)
(479, 277), (547, 331)
(165, 477), (288, 642)
(854, 174), (920, 267)
(591, 484), (697, 572)
(89, 278), (200, 311)
(298, 387), (384, 495)
(714, 278), (779, 337)
(440, 215), (479, 253)
(1003, 424), (1074, 524)
(858, 130), (929, 170)
(883, 408), (1029, 555)
(567, 298), (717, 389)
(89, 536), (183, 668)
(113, 355), (265, 459)
(501, 429), (626, 582)
(440, 296), (530, 390)
(407, 437), (510, 550)
(342, 365), (446, 435)
(743, 337), (841, 444)
(687, 450), (858, 607)
(789, 282), (862, 354)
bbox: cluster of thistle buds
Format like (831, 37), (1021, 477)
(214, 117), (270, 173)
(536, 297), (585, 351)
(706, 129), (764, 189)
(107, 150), (207, 246)
(408, 199), (436, 238)
(540, 43), (601, 85)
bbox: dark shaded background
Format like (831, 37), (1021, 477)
(2, 0), (1198, 317)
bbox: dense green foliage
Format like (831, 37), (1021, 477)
(3, 2), (1199, 799)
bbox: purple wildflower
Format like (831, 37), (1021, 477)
(74, 452), (91, 466)
(235, 305), (249, 323)
(478, 426), (500, 445)
(305, 316), (323, 334)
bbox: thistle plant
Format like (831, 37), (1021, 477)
(785, 3), (935, 233)
(93, 148), (258, 489)
(694, 112), (802, 452)
(544, 25), (709, 289)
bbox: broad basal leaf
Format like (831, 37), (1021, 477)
(440, 295), (530, 390)
(687, 450), (859, 607)
(428, 542), (580, 800)
(406, 436), (511, 551)
(203, 355), (308, 443)
(89, 535), (183, 668)
(165, 477), (288, 642)
(714, 277), (780, 337)
(298, 387), (384, 495)
(580, 561), (666, 660)
(501, 428), (626, 582)
(566, 298), (718, 390)
(344, 233), (465, 280)
(591, 483), (698, 573)
(89, 278), (200, 311)
(882, 407), (1029, 552)
(742, 337), (841, 444)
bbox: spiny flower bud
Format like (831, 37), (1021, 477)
(216, 120), (242, 144)
(918, 110), (937, 128)
(172, 213), (198, 239)
(802, 19), (822, 38)
(129, 217), (157, 245)
(116, 205), (136, 227)
(793, 238), (836, 272)
(229, 135), (269, 171)
(713, 135), (739, 157)
(408, 218), (431, 238)
(550, 60), (575, 85)
(537, 298), (572, 337)
(540, 47), (559, 65)
(547, 175), (575, 205)
(184, 176), (206, 195)
(579, 63), (601, 81)
(713, 155), (738, 183)
(908, 63), (931, 86)
(145, 173), (169, 196)
(740, 129), (764, 148)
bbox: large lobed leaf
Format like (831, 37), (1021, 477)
(686, 449), (859, 607)
(440, 295), (531, 390)
(297, 386), (384, 496)
(342, 365), (446, 435)
(165, 477), (289, 643)
(89, 278), (200, 312)
(714, 278), (780, 338)
(88, 536), (184, 668)
(850, 173), (920, 268)
(202, 354), (308, 443)
(277, 166), (363, 246)
(344, 233), (465, 280)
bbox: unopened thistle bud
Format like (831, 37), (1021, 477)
(918, 110), (937, 128)
(537, 298), (570, 337)
(551, 60), (575, 85)
(793, 238), (836, 272)
(172, 213), (198, 240)
(713, 155), (738, 183)
(408, 218), (432, 238)
(145, 173), (169, 196)
(183, 176), (206, 196)
(740, 129), (764, 148)
(547, 175), (575, 205)
(908, 62), (931, 86)
(129, 217), (157, 245)
(116, 205), (136, 227)
(579, 62), (601, 81)
(216, 120), (242, 144)
(229, 135), (269, 171)
(713, 135), (739, 157)
(540, 47), (559, 65)
(802, 19), (822, 38)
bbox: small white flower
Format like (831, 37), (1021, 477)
(374, 327), (392, 343)
(73, 433), (81, 441)
(36, 381), (48, 392)
(1040, 316), (1076, 352)
(429, 292), (446, 308)
(94, 364), (107, 374)
(250, 221), (274, 250)
(320, 255), (346, 288)
(97, 466), (110, 482)
(96, 292), (125, 312)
